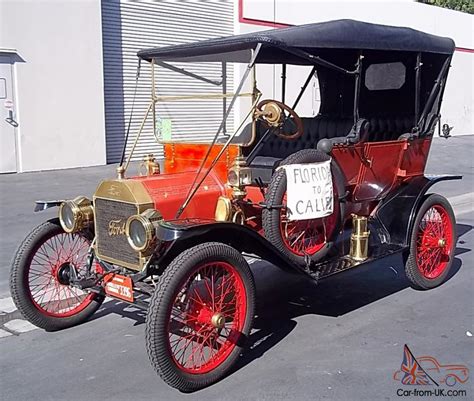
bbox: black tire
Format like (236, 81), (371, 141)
(9, 218), (104, 331)
(404, 194), (456, 290)
(145, 242), (256, 392)
(262, 149), (345, 266)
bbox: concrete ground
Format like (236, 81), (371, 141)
(0, 136), (472, 400)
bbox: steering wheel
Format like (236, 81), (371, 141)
(255, 99), (304, 140)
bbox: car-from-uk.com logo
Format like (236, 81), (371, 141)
(394, 345), (469, 397)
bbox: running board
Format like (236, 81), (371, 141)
(309, 244), (407, 281)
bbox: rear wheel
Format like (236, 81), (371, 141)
(405, 194), (456, 289)
(9, 218), (104, 331)
(263, 149), (345, 266)
(145, 242), (255, 392)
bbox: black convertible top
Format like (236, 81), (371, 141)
(137, 19), (455, 63)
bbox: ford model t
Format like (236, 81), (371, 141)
(10, 20), (459, 391)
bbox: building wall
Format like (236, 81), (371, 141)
(101, 0), (235, 164)
(0, 0), (470, 173)
(0, 0), (106, 172)
(237, 0), (473, 135)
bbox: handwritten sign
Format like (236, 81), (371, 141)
(282, 161), (333, 221)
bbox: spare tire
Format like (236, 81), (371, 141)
(262, 149), (346, 266)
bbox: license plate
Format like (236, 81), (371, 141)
(104, 274), (134, 302)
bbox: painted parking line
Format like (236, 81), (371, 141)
(1, 296), (38, 338)
(0, 328), (13, 338)
(0, 297), (16, 314)
(3, 319), (37, 334)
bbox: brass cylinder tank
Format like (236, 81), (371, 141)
(350, 214), (370, 261)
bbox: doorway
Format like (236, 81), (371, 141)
(0, 54), (18, 173)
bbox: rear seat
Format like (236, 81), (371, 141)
(364, 115), (415, 142)
(245, 114), (415, 184)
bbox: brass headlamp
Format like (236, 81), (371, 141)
(58, 196), (94, 233)
(227, 157), (252, 200)
(215, 196), (232, 221)
(125, 209), (162, 253)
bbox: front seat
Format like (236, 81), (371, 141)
(246, 115), (354, 184)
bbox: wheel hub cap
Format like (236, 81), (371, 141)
(438, 238), (446, 248)
(56, 263), (72, 285)
(211, 313), (225, 329)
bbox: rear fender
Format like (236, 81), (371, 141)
(373, 175), (461, 246)
(155, 219), (308, 276)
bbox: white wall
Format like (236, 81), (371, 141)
(237, 0), (473, 135)
(0, 0), (106, 172)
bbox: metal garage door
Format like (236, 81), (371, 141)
(102, 0), (235, 163)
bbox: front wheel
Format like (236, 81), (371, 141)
(145, 242), (256, 392)
(404, 194), (456, 290)
(9, 218), (104, 331)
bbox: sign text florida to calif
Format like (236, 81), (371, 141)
(283, 160), (333, 221)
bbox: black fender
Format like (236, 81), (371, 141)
(155, 219), (309, 276)
(34, 200), (64, 212)
(373, 175), (461, 246)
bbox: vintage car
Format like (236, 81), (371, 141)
(10, 20), (459, 392)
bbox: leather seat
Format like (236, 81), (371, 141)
(245, 114), (414, 184)
(364, 115), (415, 142)
(247, 115), (354, 161)
(245, 115), (353, 184)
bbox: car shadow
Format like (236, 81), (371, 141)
(89, 223), (471, 389)
(91, 300), (147, 325)
(230, 223), (472, 376)
(231, 251), (465, 379)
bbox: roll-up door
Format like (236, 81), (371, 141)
(101, 0), (235, 163)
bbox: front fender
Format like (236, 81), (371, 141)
(373, 174), (461, 246)
(155, 219), (309, 276)
(34, 200), (64, 212)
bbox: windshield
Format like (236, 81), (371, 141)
(152, 60), (250, 145)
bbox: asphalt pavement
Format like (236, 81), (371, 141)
(0, 136), (473, 401)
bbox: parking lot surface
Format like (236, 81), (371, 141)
(0, 136), (472, 400)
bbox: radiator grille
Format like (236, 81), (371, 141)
(94, 198), (139, 267)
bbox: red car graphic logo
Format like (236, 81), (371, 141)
(393, 345), (469, 386)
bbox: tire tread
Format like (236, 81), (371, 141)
(404, 194), (456, 290)
(9, 218), (103, 331)
(145, 242), (255, 392)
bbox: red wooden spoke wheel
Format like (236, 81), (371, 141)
(28, 231), (96, 317)
(279, 191), (340, 257)
(10, 219), (104, 331)
(415, 205), (453, 279)
(405, 194), (456, 290)
(168, 261), (246, 374)
(146, 242), (255, 392)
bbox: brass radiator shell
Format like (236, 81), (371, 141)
(93, 179), (154, 271)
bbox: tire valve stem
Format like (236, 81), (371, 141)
(350, 214), (370, 261)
